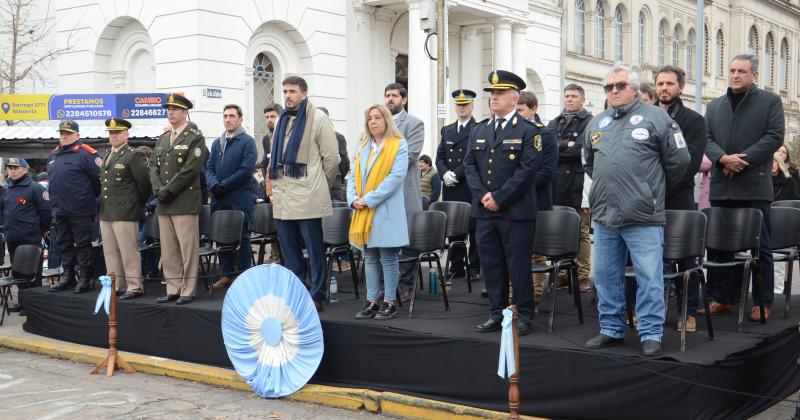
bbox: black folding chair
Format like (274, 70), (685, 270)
(702, 207), (764, 332)
(331, 201), (349, 209)
(0, 245), (41, 326)
(138, 212), (161, 291)
(200, 210), (245, 298)
(321, 207), (360, 302)
(421, 195), (431, 211)
(768, 204), (800, 318)
(552, 205), (578, 214)
(400, 210), (448, 317)
(531, 210), (583, 332)
(250, 203), (280, 266)
(429, 201), (473, 292)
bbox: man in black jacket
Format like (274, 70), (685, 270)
(705, 53), (785, 322)
(655, 66), (707, 332)
(548, 84), (593, 291)
(318, 107), (350, 201)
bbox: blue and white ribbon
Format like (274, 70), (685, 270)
(497, 307), (516, 379)
(94, 275), (112, 315)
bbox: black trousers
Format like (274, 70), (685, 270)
(8, 241), (43, 288)
(477, 218), (535, 323)
(55, 215), (94, 270)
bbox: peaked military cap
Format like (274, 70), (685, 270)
(163, 93), (193, 110)
(483, 70), (526, 92)
(57, 120), (79, 133)
(6, 157), (29, 168)
(105, 117), (132, 131)
(452, 89), (477, 104)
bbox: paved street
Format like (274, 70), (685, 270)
(0, 348), (381, 420)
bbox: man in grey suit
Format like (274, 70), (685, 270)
(385, 83), (424, 301)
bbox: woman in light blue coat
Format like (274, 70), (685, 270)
(347, 104), (408, 320)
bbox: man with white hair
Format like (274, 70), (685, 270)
(582, 63), (690, 356)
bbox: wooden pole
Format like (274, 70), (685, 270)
(508, 304), (520, 419)
(90, 273), (135, 376)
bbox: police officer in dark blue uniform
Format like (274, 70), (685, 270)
(0, 158), (50, 299)
(436, 89), (481, 286)
(47, 120), (102, 293)
(465, 70), (542, 336)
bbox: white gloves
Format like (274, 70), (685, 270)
(443, 171), (459, 187)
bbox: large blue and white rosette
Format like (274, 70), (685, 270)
(221, 264), (324, 398)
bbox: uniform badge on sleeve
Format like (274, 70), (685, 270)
(95, 157), (103, 167)
(534, 135), (542, 151)
(590, 131), (602, 145)
(599, 116), (612, 129)
(194, 148), (201, 157)
(674, 132), (687, 149)
(42, 191), (49, 201)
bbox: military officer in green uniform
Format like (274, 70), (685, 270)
(99, 117), (152, 299)
(149, 93), (207, 305)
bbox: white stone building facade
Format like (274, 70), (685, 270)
(563, 0), (800, 140)
(17, 0), (564, 159)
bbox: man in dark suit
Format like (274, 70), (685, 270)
(465, 70), (543, 336)
(436, 89), (481, 286)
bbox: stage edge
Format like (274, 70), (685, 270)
(0, 334), (546, 420)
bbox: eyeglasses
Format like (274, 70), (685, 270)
(603, 81), (629, 92)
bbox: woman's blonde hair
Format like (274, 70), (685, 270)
(359, 104), (402, 147)
(774, 151), (790, 178)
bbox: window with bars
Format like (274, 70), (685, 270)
(595, 1), (605, 59)
(687, 30), (695, 79)
(747, 26), (759, 56)
(614, 6), (624, 62)
(575, 0), (586, 54)
(704, 25), (710, 74)
(658, 20), (668, 66)
(780, 38), (789, 92)
(715, 29), (724, 77)
(672, 27), (681, 67)
(765, 33), (774, 87)
(638, 11), (646, 66)
(253, 53), (276, 143)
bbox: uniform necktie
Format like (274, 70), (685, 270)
(495, 118), (505, 138)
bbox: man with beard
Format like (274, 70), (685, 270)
(260, 104), (283, 173)
(384, 83), (425, 303)
(655, 66), (707, 332)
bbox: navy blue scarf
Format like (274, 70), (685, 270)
(269, 99), (308, 179)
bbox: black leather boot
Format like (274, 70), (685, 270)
(73, 266), (91, 294)
(49, 267), (77, 292)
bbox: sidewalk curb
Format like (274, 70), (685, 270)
(0, 334), (545, 419)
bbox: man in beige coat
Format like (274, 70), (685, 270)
(266, 75), (339, 311)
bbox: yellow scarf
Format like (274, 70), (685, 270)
(349, 136), (401, 247)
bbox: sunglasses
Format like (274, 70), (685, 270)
(603, 81), (629, 92)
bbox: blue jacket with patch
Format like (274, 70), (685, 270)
(205, 128), (258, 222)
(47, 141), (101, 217)
(1, 175), (51, 243)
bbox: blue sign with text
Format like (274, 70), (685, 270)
(48, 94), (115, 120)
(116, 93), (169, 119)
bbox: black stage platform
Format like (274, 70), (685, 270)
(20, 270), (800, 420)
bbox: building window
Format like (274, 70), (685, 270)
(614, 6), (624, 62)
(658, 20), (668, 66)
(638, 11), (646, 66)
(594, 1), (605, 59)
(687, 29), (695, 79)
(575, 0), (586, 54)
(672, 26), (682, 67)
(715, 29), (724, 77)
(253, 53), (276, 143)
(765, 33), (774, 87)
(780, 38), (789, 92)
(704, 24), (710, 74)
(747, 26), (759, 55)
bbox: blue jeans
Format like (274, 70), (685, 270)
(594, 222), (665, 342)
(276, 218), (327, 302)
(219, 221), (252, 277)
(364, 247), (400, 302)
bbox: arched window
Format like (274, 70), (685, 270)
(765, 33), (774, 87)
(672, 26), (683, 67)
(704, 24), (710, 74)
(687, 29), (695, 79)
(253, 53), (276, 142)
(614, 6), (624, 62)
(715, 29), (725, 77)
(594, 1), (605, 58)
(658, 20), (668, 66)
(780, 38), (789, 91)
(575, 0), (586, 54)
(747, 26), (759, 55)
(638, 11), (646, 66)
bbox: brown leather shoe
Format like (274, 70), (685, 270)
(579, 279), (591, 292)
(749, 306), (771, 322)
(677, 315), (697, 332)
(709, 301), (732, 315)
(212, 276), (234, 289)
(314, 300), (324, 312)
